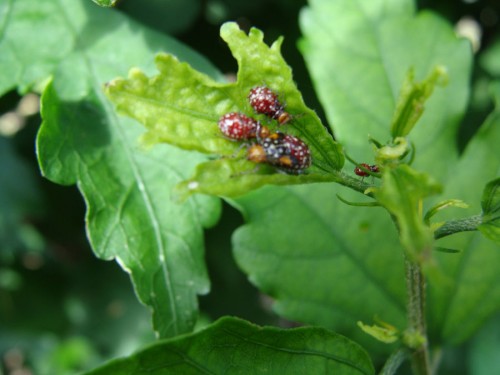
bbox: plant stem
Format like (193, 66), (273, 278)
(405, 257), (431, 375)
(379, 348), (409, 375)
(433, 214), (482, 239)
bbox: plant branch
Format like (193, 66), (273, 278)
(379, 348), (410, 375)
(433, 214), (482, 239)
(331, 171), (376, 196)
(405, 258), (431, 375)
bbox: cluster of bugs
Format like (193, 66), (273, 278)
(217, 85), (311, 174)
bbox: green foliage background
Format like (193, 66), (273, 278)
(1, 0), (499, 374)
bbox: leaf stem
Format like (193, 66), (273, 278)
(433, 214), (482, 239)
(405, 258), (431, 375)
(379, 348), (410, 375)
(332, 171), (375, 196)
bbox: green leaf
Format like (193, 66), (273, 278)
(119, 0), (200, 34)
(85, 317), (375, 375)
(38, 82), (220, 338)
(357, 321), (399, 344)
(390, 66), (448, 138)
(105, 22), (344, 199)
(375, 165), (441, 262)
(232, 184), (407, 354)
(0, 0), (220, 96)
(424, 199), (469, 225)
(174, 158), (344, 200)
(91, 0), (117, 7)
(428, 82), (500, 344)
(300, 0), (471, 177)
(374, 137), (409, 164)
(478, 177), (500, 243)
(2, 0), (223, 338)
(230, 0), (475, 353)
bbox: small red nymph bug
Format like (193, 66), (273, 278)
(354, 163), (379, 177)
(248, 85), (292, 125)
(218, 112), (260, 140)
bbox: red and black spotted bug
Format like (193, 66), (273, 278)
(248, 85), (292, 125)
(247, 125), (311, 174)
(218, 112), (260, 140)
(354, 164), (379, 177)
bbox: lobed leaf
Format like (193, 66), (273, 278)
(105, 22), (344, 199)
(0, 0), (222, 338)
(85, 316), (375, 375)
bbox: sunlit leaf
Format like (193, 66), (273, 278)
(105, 22), (344, 199)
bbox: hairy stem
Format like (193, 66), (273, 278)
(434, 215), (482, 239)
(379, 348), (409, 375)
(405, 258), (431, 375)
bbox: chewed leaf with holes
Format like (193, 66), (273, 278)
(105, 22), (344, 199)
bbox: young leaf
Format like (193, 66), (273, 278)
(300, 0), (471, 177)
(390, 66), (448, 138)
(85, 317), (375, 375)
(105, 22), (344, 198)
(374, 165), (442, 262)
(424, 199), (469, 225)
(3, 0), (223, 338)
(357, 321), (399, 344)
(478, 177), (500, 243)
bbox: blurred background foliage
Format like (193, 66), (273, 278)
(0, 0), (499, 374)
